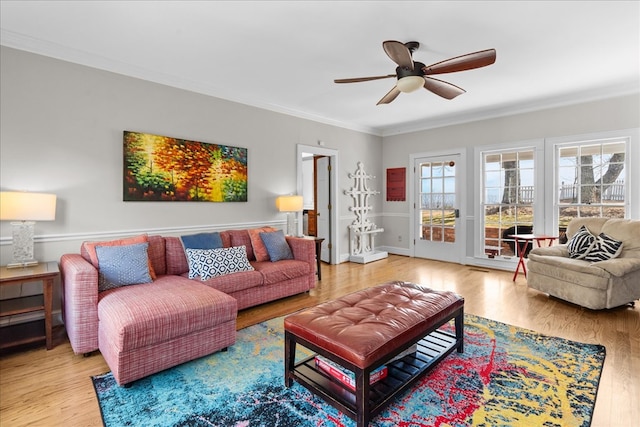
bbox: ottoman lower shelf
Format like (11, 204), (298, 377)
(289, 328), (459, 422)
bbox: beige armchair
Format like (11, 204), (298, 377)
(527, 218), (640, 309)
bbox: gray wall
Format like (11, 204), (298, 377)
(0, 46), (383, 266)
(1, 45), (638, 322)
(380, 94), (640, 260)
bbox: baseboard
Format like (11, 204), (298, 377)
(380, 246), (411, 257)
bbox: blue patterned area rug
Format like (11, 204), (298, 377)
(92, 314), (605, 427)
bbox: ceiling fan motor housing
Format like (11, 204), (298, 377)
(396, 62), (426, 79)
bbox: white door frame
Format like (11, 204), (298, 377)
(297, 144), (339, 265)
(315, 156), (331, 263)
(409, 149), (466, 264)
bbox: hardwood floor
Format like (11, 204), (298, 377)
(1, 255), (638, 426)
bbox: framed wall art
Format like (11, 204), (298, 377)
(123, 131), (247, 202)
(386, 167), (406, 201)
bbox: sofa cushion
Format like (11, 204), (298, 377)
(601, 219), (640, 259)
(83, 234), (157, 280)
(527, 253), (612, 289)
(199, 269), (264, 294)
(97, 277), (237, 352)
(147, 235), (166, 276)
(95, 242), (153, 291)
(260, 230), (294, 261)
(253, 259), (311, 285)
(583, 233), (623, 262)
(165, 237), (189, 275)
(180, 232), (223, 250)
(566, 218), (608, 240)
(248, 226), (277, 261)
(567, 225), (596, 259)
(226, 229), (255, 260)
(186, 246), (254, 280)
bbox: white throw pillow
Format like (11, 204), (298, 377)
(185, 245), (254, 280)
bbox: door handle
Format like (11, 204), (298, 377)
(455, 209), (460, 218)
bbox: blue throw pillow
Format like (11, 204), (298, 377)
(260, 230), (293, 262)
(185, 246), (254, 280)
(180, 232), (223, 250)
(95, 242), (152, 291)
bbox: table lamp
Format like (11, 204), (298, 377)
(276, 195), (303, 236)
(0, 191), (57, 268)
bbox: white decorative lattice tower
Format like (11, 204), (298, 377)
(344, 162), (388, 263)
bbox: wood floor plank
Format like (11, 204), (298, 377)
(1, 255), (637, 426)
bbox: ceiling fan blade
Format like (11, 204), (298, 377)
(383, 40), (414, 70)
(376, 86), (401, 105)
(334, 74), (396, 84)
(423, 76), (466, 99)
(422, 49), (496, 75)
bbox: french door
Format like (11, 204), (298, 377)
(413, 153), (464, 263)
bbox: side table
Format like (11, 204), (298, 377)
(0, 261), (59, 350)
(509, 234), (557, 281)
(302, 236), (325, 280)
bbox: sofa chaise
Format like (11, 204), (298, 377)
(527, 217), (640, 310)
(60, 228), (316, 385)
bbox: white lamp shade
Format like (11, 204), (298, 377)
(276, 195), (303, 212)
(397, 76), (425, 93)
(0, 191), (57, 221)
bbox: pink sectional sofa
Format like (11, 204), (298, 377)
(60, 229), (316, 386)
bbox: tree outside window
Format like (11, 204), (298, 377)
(557, 141), (626, 231)
(482, 149), (535, 257)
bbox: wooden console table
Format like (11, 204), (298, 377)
(0, 261), (59, 351)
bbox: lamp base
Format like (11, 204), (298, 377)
(286, 212), (296, 236)
(9, 221), (37, 268)
(6, 260), (39, 269)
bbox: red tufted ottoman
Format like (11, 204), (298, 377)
(284, 281), (464, 427)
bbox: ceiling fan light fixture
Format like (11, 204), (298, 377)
(396, 75), (424, 93)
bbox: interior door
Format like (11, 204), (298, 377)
(316, 156), (331, 263)
(414, 154), (463, 263)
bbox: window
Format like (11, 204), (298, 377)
(481, 148), (536, 258)
(556, 140), (627, 232)
(475, 129), (638, 264)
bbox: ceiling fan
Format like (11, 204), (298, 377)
(334, 41), (496, 105)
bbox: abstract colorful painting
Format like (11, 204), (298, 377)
(123, 131), (247, 202)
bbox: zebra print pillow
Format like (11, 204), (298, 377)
(567, 225), (596, 259)
(583, 233), (623, 262)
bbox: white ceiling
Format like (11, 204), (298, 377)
(1, 1), (639, 136)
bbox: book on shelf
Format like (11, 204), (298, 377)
(314, 355), (387, 390)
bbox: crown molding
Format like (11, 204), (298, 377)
(3, 29), (637, 139)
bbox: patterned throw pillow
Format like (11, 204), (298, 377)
(185, 246), (254, 280)
(583, 233), (623, 262)
(567, 225), (597, 259)
(260, 230), (294, 262)
(95, 242), (153, 292)
(84, 234), (156, 279)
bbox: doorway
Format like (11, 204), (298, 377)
(297, 144), (339, 264)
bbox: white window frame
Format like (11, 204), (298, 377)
(473, 139), (544, 267)
(544, 128), (640, 234)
